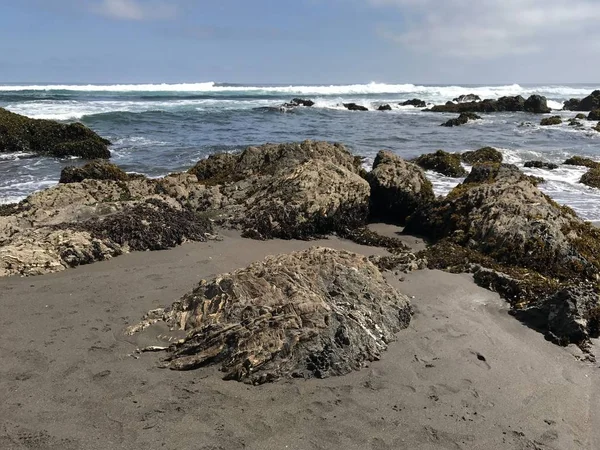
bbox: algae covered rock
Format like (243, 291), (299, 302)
(127, 247), (412, 384)
(441, 112), (481, 127)
(580, 167), (600, 189)
(461, 147), (503, 165)
(587, 110), (600, 121)
(59, 160), (130, 184)
(540, 116), (562, 126)
(564, 156), (600, 169)
(366, 150), (434, 224)
(524, 161), (558, 170)
(575, 113), (587, 120)
(0, 108), (111, 159)
(414, 150), (467, 177)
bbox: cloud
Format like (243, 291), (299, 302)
(369, 0), (600, 59)
(91, 0), (178, 21)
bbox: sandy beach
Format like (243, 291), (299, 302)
(0, 226), (597, 450)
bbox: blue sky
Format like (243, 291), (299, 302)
(1, 0), (599, 84)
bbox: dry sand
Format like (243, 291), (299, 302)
(0, 227), (598, 449)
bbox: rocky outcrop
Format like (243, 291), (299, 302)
(283, 98), (315, 108)
(563, 91), (600, 111)
(126, 247), (412, 384)
(524, 160), (558, 170)
(568, 119), (584, 128)
(587, 110), (600, 121)
(540, 116), (562, 126)
(564, 156), (600, 169)
(343, 103), (368, 111)
(461, 147), (503, 165)
(366, 150), (434, 224)
(580, 168), (600, 188)
(59, 160), (130, 183)
(0, 108), (111, 159)
(401, 99), (426, 108)
(377, 104), (392, 111)
(575, 113), (587, 120)
(414, 150), (467, 177)
(524, 95), (551, 113)
(441, 112), (481, 127)
(453, 94), (481, 103)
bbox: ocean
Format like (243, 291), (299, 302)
(1, 82), (599, 220)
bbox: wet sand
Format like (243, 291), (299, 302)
(0, 227), (598, 449)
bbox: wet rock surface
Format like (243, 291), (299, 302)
(580, 167), (600, 188)
(453, 94), (481, 103)
(524, 160), (559, 170)
(0, 108), (111, 159)
(564, 156), (600, 169)
(59, 160), (131, 184)
(563, 90), (600, 111)
(414, 150), (467, 177)
(127, 247), (413, 384)
(441, 112), (481, 127)
(460, 147), (503, 165)
(343, 103), (368, 111)
(540, 116), (562, 126)
(400, 99), (426, 108)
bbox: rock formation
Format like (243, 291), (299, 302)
(400, 99), (426, 108)
(540, 116), (562, 126)
(441, 112), (481, 127)
(562, 91), (600, 111)
(524, 161), (558, 170)
(59, 160), (130, 183)
(460, 147), (503, 165)
(580, 168), (600, 189)
(343, 103), (368, 111)
(414, 150), (467, 177)
(429, 95), (550, 114)
(453, 94), (481, 103)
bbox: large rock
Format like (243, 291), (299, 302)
(580, 167), (600, 188)
(441, 112), (481, 127)
(430, 95), (547, 114)
(564, 156), (600, 169)
(59, 160), (130, 184)
(524, 160), (558, 170)
(343, 103), (368, 111)
(400, 99), (426, 108)
(587, 110), (600, 121)
(453, 94), (481, 103)
(377, 104), (392, 111)
(282, 98), (315, 108)
(524, 95), (551, 113)
(126, 247), (412, 384)
(414, 150), (467, 177)
(461, 147), (503, 165)
(0, 108), (111, 159)
(540, 116), (562, 126)
(563, 90), (600, 111)
(366, 150), (435, 224)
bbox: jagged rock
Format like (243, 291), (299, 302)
(401, 99), (426, 108)
(524, 95), (551, 113)
(461, 147), (503, 165)
(377, 104), (392, 111)
(524, 161), (558, 170)
(127, 247), (412, 384)
(0, 108), (111, 159)
(587, 110), (600, 121)
(575, 113), (587, 120)
(59, 160), (130, 184)
(564, 91), (600, 111)
(540, 116), (562, 126)
(343, 103), (368, 111)
(563, 156), (600, 169)
(580, 168), (600, 189)
(441, 112), (481, 127)
(453, 94), (481, 103)
(366, 150), (435, 224)
(414, 150), (467, 177)
(563, 98), (582, 111)
(405, 163), (600, 282)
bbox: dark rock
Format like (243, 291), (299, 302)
(453, 94), (481, 103)
(127, 247), (412, 384)
(540, 116), (562, 126)
(572, 90), (600, 111)
(441, 112), (481, 127)
(580, 167), (600, 189)
(564, 156), (600, 169)
(595, 122), (600, 133)
(343, 103), (368, 111)
(524, 161), (559, 170)
(575, 113), (587, 120)
(563, 98), (582, 111)
(366, 150), (435, 224)
(59, 160), (130, 184)
(188, 153), (238, 184)
(461, 147), (503, 165)
(377, 104), (392, 111)
(401, 99), (426, 108)
(568, 119), (584, 127)
(282, 98), (315, 108)
(0, 108), (111, 159)
(524, 95), (551, 114)
(587, 110), (600, 121)
(414, 150), (467, 177)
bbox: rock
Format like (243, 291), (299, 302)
(595, 122), (600, 133)
(366, 150), (435, 224)
(580, 167), (600, 189)
(414, 150), (467, 177)
(524, 161), (559, 170)
(405, 163), (600, 282)
(572, 90), (600, 111)
(127, 247), (412, 384)
(343, 103), (368, 111)
(288, 98), (315, 107)
(540, 116), (562, 126)
(461, 147), (503, 165)
(563, 98), (582, 111)
(188, 153), (238, 184)
(563, 156), (600, 169)
(568, 118), (584, 128)
(575, 113), (587, 120)
(401, 99), (426, 108)
(59, 160), (130, 184)
(524, 95), (551, 113)
(377, 104), (392, 111)
(453, 94), (481, 103)
(441, 112), (481, 127)
(0, 108), (111, 159)
(587, 110), (600, 121)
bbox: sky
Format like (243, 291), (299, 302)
(0, 0), (598, 84)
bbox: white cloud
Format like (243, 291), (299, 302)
(369, 0), (600, 59)
(92, 0), (178, 21)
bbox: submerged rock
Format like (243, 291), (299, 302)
(366, 150), (434, 224)
(441, 112), (481, 127)
(0, 108), (111, 159)
(414, 150), (467, 177)
(343, 103), (368, 111)
(453, 94), (481, 103)
(564, 156), (600, 169)
(127, 247), (412, 384)
(575, 113), (587, 120)
(580, 167), (600, 188)
(540, 116), (562, 126)
(524, 160), (559, 170)
(59, 160), (130, 184)
(460, 147), (503, 165)
(400, 99), (426, 108)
